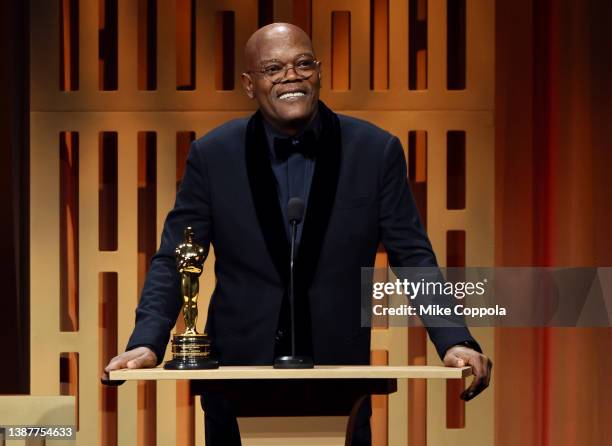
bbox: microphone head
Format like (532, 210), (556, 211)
(288, 197), (305, 224)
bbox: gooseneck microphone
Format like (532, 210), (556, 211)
(273, 197), (314, 369)
(287, 198), (304, 359)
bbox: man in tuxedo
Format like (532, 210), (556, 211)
(104, 23), (492, 445)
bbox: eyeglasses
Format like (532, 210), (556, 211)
(246, 58), (320, 85)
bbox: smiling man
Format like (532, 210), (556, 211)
(242, 24), (320, 133)
(104, 23), (491, 445)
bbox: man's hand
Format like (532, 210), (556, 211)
(443, 345), (492, 401)
(101, 346), (157, 382)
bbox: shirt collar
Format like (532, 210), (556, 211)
(263, 110), (321, 160)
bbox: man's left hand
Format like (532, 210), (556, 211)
(443, 345), (492, 401)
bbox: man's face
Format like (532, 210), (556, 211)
(242, 26), (321, 133)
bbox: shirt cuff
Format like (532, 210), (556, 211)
(452, 340), (483, 354)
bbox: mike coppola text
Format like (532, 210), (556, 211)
(371, 278), (507, 318)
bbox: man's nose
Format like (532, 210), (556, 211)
(281, 65), (301, 81)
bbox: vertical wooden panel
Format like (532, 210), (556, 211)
(445, 229), (466, 428)
(372, 238), (390, 446)
(370, 0), (389, 90)
(388, 0), (408, 92)
(407, 129), (428, 446)
(176, 132), (195, 187)
(372, 249), (389, 329)
(79, 0), (99, 93)
(176, 382), (195, 446)
(272, 0), (292, 23)
(99, 0), (119, 90)
(331, 11), (351, 90)
(465, 0), (494, 106)
(409, 0), (428, 90)
(116, 127), (140, 446)
(447, 130), (466, 210)
(408, 130), (428, 227)
(99, 132), (118, 251)
(215, 12), (236, 91)
(176, 0), (195, 90)
(138, 0), (157, 90)
(60, 132), (79, 332)
(137, 381), (157, 446)
(99, 272), (118, 446)
(157, 0), (177, 90)
(445, 376), (466, 429)
(427, 0), (446, 92)
(370, 350), (389, 446)
(60, 352), (80, 428)
(60, 0), (79, 91)
(426, 117), (494, 444)
(174, 288), (194, 446)
(137, 132), (157, 295)
(258, 0), (274, 27)
(137, 132), (157, 446)
(446, 230), (465, 267)
(408, 327), (427, 446)
(76, 128), (98, 444)
(154, 129), (179, 446)
(293, 0), (312, 35)
(447, 0), (466, 89)
(118, 0), (138, 92)
(175, 131), (196, 446)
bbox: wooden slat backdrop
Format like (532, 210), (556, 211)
(29, 0), (495, 444)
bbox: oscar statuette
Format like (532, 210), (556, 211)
(164, 227), (219, 369)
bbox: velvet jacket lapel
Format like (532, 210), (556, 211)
(295, 101), (341, 289)
(245, 111), (291, 284)
(244, 101), (342, 290)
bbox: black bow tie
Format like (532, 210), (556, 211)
(274, 130), (318, 161)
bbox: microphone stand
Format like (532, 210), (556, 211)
(274, 202), (314, 369)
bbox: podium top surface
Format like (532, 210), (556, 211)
(109, 365), (471, 381)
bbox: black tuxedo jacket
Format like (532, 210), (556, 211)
(127, 102), (480, 365)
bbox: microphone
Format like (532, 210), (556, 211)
(288, 197), (305, 225)
(273, 197), (314, 369)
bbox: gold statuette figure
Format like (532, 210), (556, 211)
(177, 227), (205, 335)
(164, 227), (219, 369)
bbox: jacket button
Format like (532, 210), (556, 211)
(275, 330), (284, 342)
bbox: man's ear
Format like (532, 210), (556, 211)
(241, 73), (255, 99)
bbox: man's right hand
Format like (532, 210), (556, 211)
(101, 346), (157, 382)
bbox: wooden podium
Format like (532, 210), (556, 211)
(110, 365), (470, 444)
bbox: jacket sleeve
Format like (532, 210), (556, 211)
(378, 135), (482, 360)
(126, 140), (213, 364)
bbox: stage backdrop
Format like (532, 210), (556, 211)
(29, 0), (494, 444)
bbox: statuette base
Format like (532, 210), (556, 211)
(164, 333), (219, 370)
